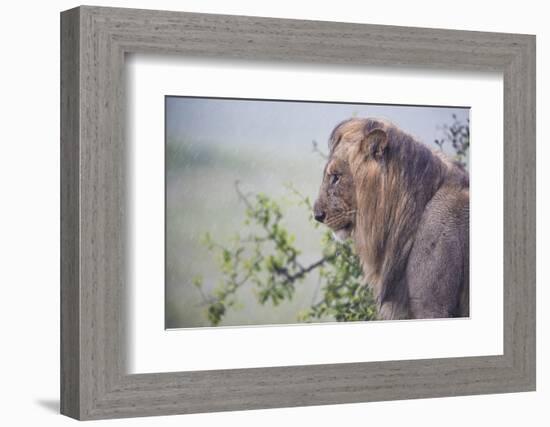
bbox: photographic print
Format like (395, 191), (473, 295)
(165, 97), (470, 328)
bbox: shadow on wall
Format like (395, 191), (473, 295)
(35, 399), (59, 414)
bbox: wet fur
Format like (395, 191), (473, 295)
(316, 118), (469, 320)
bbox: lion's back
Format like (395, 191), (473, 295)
(405, 180), (469, 318)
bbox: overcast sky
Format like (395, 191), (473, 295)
(166, 96), (469, 153)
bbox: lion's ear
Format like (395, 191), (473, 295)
(361, 128), (388, 160)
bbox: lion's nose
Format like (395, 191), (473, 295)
(314, 210), (326, 223)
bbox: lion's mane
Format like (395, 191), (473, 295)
(329, 118), (469, 319)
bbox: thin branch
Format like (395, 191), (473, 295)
(285, 182), (313, 210)
(311, 140), (328, 159)
(195, 284), (213, 305)
(196, 271), (253, 307)
(234, 180), (253, 209)
(273, 254), (336, 285)
(311, 272), (322, 305)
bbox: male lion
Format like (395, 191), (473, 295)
(313, 118), (469, 320)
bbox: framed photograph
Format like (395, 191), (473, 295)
(60, 6), (536, 420)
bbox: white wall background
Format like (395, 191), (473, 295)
(0, 0), (546, 425)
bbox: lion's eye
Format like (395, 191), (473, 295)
(330, 174), (341, 185)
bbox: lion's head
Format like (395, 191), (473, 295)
(313, 118), (396, 242)
(311, 136), (357, 241)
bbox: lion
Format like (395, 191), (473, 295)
(313, 118), (469, 320)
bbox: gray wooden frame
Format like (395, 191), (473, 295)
(60, 5), (536, 421)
